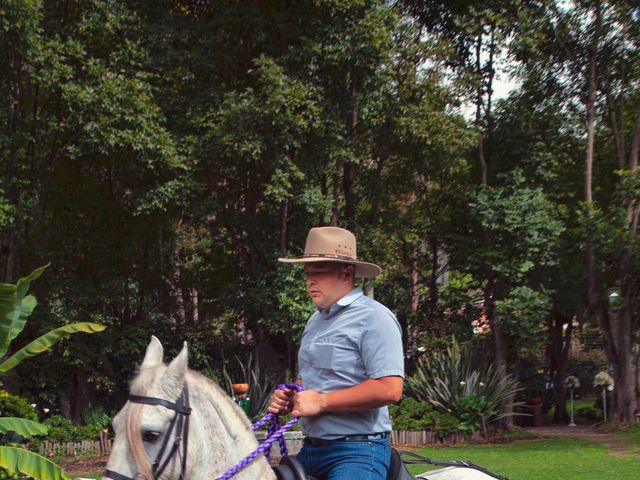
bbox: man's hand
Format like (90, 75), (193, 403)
(267, 387), (295, 414)
(291, 389), (325, 417)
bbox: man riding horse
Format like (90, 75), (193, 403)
(268, 226), (405, 480)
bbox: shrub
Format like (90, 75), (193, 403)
(82, 406), (111, 430)
(389, 398), (464, 439)
(389, 398), (438, 431)
(44, 415), (103, 442)
(576, 406), (602, 422)
(452, 394), (494, 437)
(433, 412), (460, 439)
(407, 336), (522, 435)
(0, 391), (37, 421)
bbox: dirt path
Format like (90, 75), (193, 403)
(525, 425), (639, 457)
(60, 455), (108, 478)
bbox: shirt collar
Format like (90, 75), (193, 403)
(337, 287), (363, 306)
(317, 287), (363, 319)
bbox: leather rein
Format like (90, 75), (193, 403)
(105, 385), (192, 480)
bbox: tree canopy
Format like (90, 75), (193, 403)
(1, 0), (639, 424)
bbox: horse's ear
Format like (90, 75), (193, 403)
(164, 342), (188, 389)
(141, 335), (164, 367)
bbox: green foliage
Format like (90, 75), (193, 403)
(494, 286), (551, 354)
(0, 265), (48, 359)
(407, 337), (523, 434)
(389, 398), (462, 438)
(432, 412), (461, 439)
(43, 416), (102, 443)
(0, 418), (47, 437)
(0, 0), (638, 433)
(0, 266), (105, 480)
(0, 393), (36, 422)
(452, 394), (493, 437)
(81, 407), (111, 431)
(576, 406), (603, 422)
(389, 397), (437, 431)
(0, 323), (106, 374)
(0, 447), (70, 480)
(221, 354), (279, 420)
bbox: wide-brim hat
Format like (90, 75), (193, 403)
(278, 226), (382, 278)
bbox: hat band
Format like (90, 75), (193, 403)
(303, 253), (356, 261)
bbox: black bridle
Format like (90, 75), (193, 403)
(105, 384), (191, 480)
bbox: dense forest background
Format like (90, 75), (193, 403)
(1, 0), (639, 424)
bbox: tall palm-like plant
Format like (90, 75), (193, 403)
(0, 265), (106, 480)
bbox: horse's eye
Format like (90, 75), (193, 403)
(141, 430), (161, 444)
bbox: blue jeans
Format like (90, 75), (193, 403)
(296, 438), (391, 480)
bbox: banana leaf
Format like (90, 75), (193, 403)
(0, 265), (49, 358)
(0, 322), (106, 373)
(0, 446), (70, 480)
(0, 418), (48, 436)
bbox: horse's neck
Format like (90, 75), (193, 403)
(186, 372), (277, 480)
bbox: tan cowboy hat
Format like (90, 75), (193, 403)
(278, 226), (382, 278)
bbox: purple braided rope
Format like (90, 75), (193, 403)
(216, 383), (302, 480)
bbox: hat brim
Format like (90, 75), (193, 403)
(278, 256), (382, 278)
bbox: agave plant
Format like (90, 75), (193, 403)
(407, 337), (523, 435)
(0, 265), (106, 480)
(221, 353), (279, 420)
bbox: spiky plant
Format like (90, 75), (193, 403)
(407, 337), (523, 435)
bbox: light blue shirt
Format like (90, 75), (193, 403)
(298, 287), (404, 439)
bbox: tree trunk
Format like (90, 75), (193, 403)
(584, 0), (600, 318)
(409, 246), (420, 315)
(428, 238), (439, 320)
(369, 157), (383, 224)
(331, 172), (340, 226)
(548, 312), (572, 423)
(1, 229), (18, 283)
(280, 199), (288, 254)
(58, 389), (71, 420)
(343, 68), (359, 228)
(71, 368), (90, 424)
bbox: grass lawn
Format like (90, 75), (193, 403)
(406, 437), (640, 480)
(613, 423), (640, 442)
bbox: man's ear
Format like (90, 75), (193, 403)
(345, 264), (356, 283)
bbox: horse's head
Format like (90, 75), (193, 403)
(104, 336), (190, 480)
(105, 336), (277, 480)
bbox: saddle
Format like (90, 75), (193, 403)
(272, 448), (415, 480)
(272, 448), (507, 480)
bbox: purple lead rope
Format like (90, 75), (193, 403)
(216, 383), (303, 480)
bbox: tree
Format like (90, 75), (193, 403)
(513, 0), (640, 423)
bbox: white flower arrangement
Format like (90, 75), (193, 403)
(564, 375), (580, 389)
(593, 371), (614, 387)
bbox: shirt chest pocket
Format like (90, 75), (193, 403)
(313, 339), (358, 371)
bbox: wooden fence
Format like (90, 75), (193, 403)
(390, 430), (481, 446)
(255, 430), (480, 458)
(36, 429), (479, 458)
(38, 432), (112, 457)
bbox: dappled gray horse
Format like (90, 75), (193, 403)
(103, 336), (500, 480)
(104, 336), (275, 479)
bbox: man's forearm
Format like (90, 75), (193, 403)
(320, 376), (403, 413)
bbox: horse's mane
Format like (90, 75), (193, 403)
(123, 362), (264, 479)
(126, 364), (164, 480)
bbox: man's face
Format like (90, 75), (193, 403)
(304, 263), (354, 310)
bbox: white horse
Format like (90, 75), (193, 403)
(104, 337), (501, 480)
(104, 336), (276, 480)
